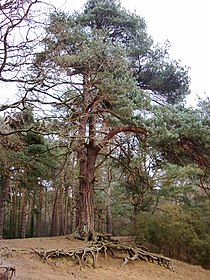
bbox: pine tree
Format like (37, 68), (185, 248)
(24, 0), (190, 238)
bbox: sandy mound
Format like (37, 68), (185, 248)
(0, 236), (209, 280)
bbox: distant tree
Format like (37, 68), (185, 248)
(0, 118), (24, 238)
(196, 97), (210, 196)
(0, 108), (59, 238)
(149, 105), (210, 194)
(133, 201), (210, 267)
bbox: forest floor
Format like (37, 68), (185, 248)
(0, 235), (210, 280)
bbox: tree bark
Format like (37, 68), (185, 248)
(36, 179), (43, 237)
(76, 71), (147, 239)
(30, 191), (36, 237)
(20, 187), (28, 238)
(77, 72), (96, 239)
(106, 166), (112, 234)
(44, 185), (48, 236)
(50, 186), (59, 236)
(10, 178), (18, 238)
(77, 145), (98, 239)
(70, 157), (76, 233)
(77, 128), (147, 238)
(0, 170), (10, 239)
(59, 169), (65, 235)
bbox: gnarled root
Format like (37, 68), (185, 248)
(125, 247), (173, 270)
(34, 239), (174, 271)
(0, 265), (16, 280)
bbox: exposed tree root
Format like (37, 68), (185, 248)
(0, 237), (173, 277)
(0, 265), (16, 280)
(34, 239), (174, 271)
(0, 248), (16, 279)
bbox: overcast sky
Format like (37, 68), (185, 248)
(48, 0), (210, 106)
(2, 0), (209, 106)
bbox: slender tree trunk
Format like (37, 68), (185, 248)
(30, 192), (36, 237)
(133, 202), (139, 232)
(64, 183), (69, 234)
(50, 186), (59, 236)
(44, 185), (48, 236)
(17, 189), (21, 238)
(0, 170), (10, 239)
(36, 179), (43, 237)
(10, 179), (18, 238)
(106, 166), (112, 234)
(70, 157), (76, 233)
(20, 187), (28, 238)
(59, 169), (65, 235)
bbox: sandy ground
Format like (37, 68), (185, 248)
(0, 235), (209, 280)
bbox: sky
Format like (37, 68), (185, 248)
(2, 0), (209, 106)
(48, 0), (210, 106)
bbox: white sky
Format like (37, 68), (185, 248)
(48, 0), (210, 106)
(2, 0), (209, 106)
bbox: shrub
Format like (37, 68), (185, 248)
(131, 205), (210, 266)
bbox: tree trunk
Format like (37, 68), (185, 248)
(36, 180), (43, 237)
(30, 192), (36, 237)
(20, 187), (28, 238)
(59, 169), (65, 235)
(0, 171), (10, 239)
(106, 166), (112, 234)
(50, 186), (59, 236)
(70, 157), (76, 233)
(10, 179), (18, 238)
(77, 145), (98, 239)
(76, 72), (97, 239)
(76, 125), (146, 238)
(76, 72), (147, 239)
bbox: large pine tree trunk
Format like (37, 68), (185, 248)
(75, 72), (147, 239)
(76, 72), (97, 239)
(77, 145), (98, 239)
(76, 127), (146, 238)
(0, 171), (10, 239)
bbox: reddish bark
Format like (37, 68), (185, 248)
(70, 157), (76, 233)
(106, 166), (112, 234)
(77, 125), (147, 238)
(101, 126), (147, 148)
(77, 145), (97, 238)
(50, 186), (59, 236)
(76, 72), (147, 238)
(20, 187), (27, 238)
(36, 180), (43, 236)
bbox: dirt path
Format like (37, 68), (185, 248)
(0, 236), (209, 280)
